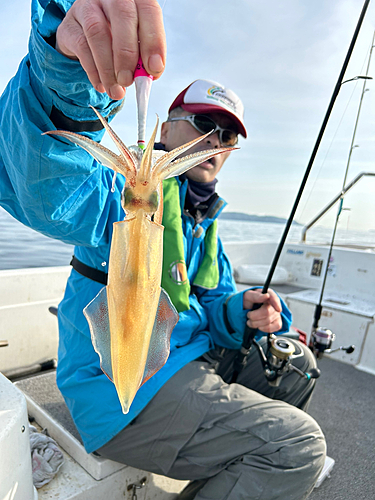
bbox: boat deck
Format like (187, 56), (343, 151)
(308, 357), (375, 499)
(15, 355), (375, 499)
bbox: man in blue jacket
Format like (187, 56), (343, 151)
(0, 1), (325, 498)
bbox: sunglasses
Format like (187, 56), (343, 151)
(167, 114), (238, 147)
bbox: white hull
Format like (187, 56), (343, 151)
(0, 266), (188, 499)
(224, 240), (375, 374)
(0, 239), (374, 498)
(0, 374), (37, 500)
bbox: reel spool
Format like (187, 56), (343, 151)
(253, 335), (321, 387)
(311, 327), (335, 359)
(310, 327), (355, 358)
(264, 336), (295, 386)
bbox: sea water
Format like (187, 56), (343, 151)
(0, 207), (374, 270)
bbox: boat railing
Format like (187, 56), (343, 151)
(301, 171), (375, 242)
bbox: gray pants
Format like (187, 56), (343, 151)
(98, 340), (326, 499)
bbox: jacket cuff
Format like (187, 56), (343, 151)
(225, 291), (249, 335)
(29, 2), (123, 125)
(33, 1), (73, 38)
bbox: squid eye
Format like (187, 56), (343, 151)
(122, 187), (133, 207)
(148, 191), (159, 212)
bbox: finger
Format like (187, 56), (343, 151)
(137, 0), (166, 79)
(56, 18), (105, 93)
(56, 21), (79, 60)
(247, 315), (282, 333)
(248, 316), (282, 332)
(105, 0), (139, 88)
(267, 289), (282, 313)
(255, 318), (282, 334)
(80, 2), (125, 99)
(248, 306), (280, 325)
(265, 317), (283, 333)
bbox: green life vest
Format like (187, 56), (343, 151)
(161, 178), (220, 313)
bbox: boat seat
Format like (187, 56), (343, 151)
(15, 372), (126, 481)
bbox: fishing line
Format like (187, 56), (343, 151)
(298, 82), (359, 227)
(313, 30), (375, 329)
(225, 0), (371, 385)
(260, 0), (370, 293)
(299, 42), (373, 227)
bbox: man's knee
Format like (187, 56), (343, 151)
(277, 405), (326, 475)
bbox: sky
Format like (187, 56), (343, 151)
(1, 0), (375, 231)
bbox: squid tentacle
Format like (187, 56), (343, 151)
(139, 116), (159, 184)
(43, 129), (136, 181)
(89, 106), (137, 178)
(161, 147), (238, 180)
(152, 131), (213, 177)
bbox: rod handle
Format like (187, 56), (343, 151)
(243, 302), (262, 348)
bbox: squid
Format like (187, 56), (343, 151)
(45, 93), (235, 414)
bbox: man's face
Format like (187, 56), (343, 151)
(160, 109), (236, 183)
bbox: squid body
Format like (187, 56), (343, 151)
(45, 108), (235, 413)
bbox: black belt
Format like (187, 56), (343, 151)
(70, 256), (108, 285)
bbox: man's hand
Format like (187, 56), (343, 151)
(56, 0), (166, 100)
(243, 289), (283, 333)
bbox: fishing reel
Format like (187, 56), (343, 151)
(310, 327), (355, 359)
(253, 335), (321, 387)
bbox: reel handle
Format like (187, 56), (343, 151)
(325, 345), (355, 355)
(344, 345), (355, 354)
(289, 364), (321, 380)
(309, 368), (321, 379)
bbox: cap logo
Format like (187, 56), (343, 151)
(207, 86), (237, 112)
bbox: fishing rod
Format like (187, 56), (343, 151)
(310, 30), (375, 359)
(219, 0), (371, 386)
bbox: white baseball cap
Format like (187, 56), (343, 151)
(168, 79), (247, 138)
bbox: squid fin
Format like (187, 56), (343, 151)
(84, 287), (113, 381)
(83, 286), (178, 410)
(141, 289), (178, 385)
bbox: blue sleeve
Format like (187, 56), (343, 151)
(196, 238), (292, 349)
(0, 0), (125, 246)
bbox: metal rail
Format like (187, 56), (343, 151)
(301, 171), (375, 242)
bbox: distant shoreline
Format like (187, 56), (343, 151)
(220, 211), (301, 225)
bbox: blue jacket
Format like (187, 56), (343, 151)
(0, 0), (292, 453)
